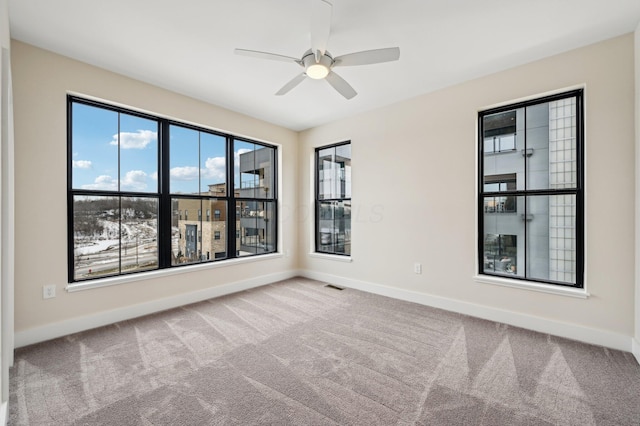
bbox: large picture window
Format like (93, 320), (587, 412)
(478, 90), (583, 287)
(315, 142), (351, 255)
(68, 96), (277, 283)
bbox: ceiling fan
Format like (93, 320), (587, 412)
(234, 0), (400, 100)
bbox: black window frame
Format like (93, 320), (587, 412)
(67, 96), (278, 283)
(478, 89), (584, 288)
(314, 141), (351, 256)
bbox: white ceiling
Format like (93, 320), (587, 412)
(8, 0), (640, 131)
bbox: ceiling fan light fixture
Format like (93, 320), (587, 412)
(306, 63), (329, 79)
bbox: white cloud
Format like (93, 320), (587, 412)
(169, 156), (227, 186)
(121, 170), (148, 191)
(72, 160), (92, 169)
(203, 156), (226, 181)
(170, 166), (199, 181)
(81, 175), (118, 191)
(110, 130), (157, 149)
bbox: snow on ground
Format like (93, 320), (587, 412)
(74, 239), (119, 255)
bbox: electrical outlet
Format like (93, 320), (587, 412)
(43, 284), (56, 299)
(414, 263), (422, 274)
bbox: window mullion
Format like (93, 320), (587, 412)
(159, 119), (172, 268)
(227, 137), (237, 258)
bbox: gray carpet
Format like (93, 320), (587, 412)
(9, 277), (640, 425)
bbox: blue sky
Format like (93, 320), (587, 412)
(71, 103), (254, 194)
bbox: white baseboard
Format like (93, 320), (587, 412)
(15, 269), (636, 356)
(301, 270), (633, 353)
(15, 270), (300, 348)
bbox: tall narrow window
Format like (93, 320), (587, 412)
(68, 96), (277, 283)
(315, 141), (351, 255)
(478, 90), (583, 287)
(234, 140), (277, 256)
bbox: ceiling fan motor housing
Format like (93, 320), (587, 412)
(303, 49), (333, 79)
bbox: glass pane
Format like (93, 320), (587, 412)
(204, 199), (227, 260)
(526, 98), (577, 190)
(119, 114), (158, 193)
(482, 108), (525, 191)
(317, 200), (351, 255)
(336, 144), (352, 199)
(201, 133), (227, 196)
(483, 195), (524, 277)
(73, 195), (120, 280)
(235, 141), (257, 198)
(235, 141), (275, 199)
(527, 194), (576, 285)
(483, 174), (517, 213)
(172, 198), (202, 264)
(170, 125), (200, 194)
(317, 145), (351, 200)
(73, 196), (158, 280)
(237, 201), (275, 256)
(71, 103), (119, 190)
(548, 97), (578, 190)
(525, 103), (550, 190)
(120, 197), (159, 273)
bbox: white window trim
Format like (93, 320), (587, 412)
(67, 253), (283, 293)
(476, 85), (588, 294)
(309, 252), (352, 263)
(474, 275), (589, 299)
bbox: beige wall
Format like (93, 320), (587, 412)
(10, 40), (299, 334)
(300, 34), (636, 338)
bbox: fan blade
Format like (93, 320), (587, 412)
(310, 0), (332, 62)
(234, 48), (302, 65)
(334, 47), (400, 67)
(275, 73), (307, 96)
(325, 71), (357, 100)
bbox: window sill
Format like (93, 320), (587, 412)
(309, 252), (353, 263)
(67, 253), (283, 293)
(474, 275), (589, 299)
